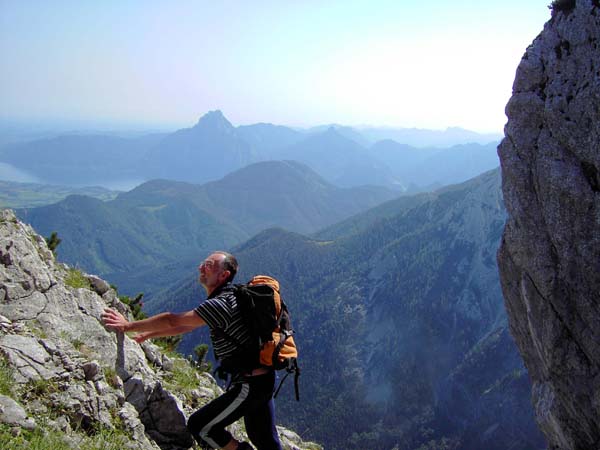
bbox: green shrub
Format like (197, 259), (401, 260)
(118, 292), (146, 321)
(192, 344), (212, 372)
(45, 231), (61, 255)
(153, 334), (183, 355)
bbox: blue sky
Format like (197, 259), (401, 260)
(1, 1), (550, 132)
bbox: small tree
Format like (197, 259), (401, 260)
(45, 231), (61, 255)
(548, 0), (576, 13)
(119, 292), (147, 320)
(155, 334), (183, 354)
(192, 344), (212, 372)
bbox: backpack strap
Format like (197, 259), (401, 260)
(273, 357), (300, 401)
(271, 329), (292, 367)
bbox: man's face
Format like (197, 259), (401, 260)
(198, 253), (228, 292)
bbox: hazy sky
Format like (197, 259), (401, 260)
(1, 1), (551, 132)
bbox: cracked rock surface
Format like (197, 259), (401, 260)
(497, 1), (600, 449)
(0, 209), (321, 450)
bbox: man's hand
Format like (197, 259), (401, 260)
(101, 308), (204, 336)
(102, 308), (129, 333)
(132, 331), (153, 343)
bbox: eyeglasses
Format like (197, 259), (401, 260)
(199, 260), (218, 270)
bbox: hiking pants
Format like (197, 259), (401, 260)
(187, 371), (282, 450)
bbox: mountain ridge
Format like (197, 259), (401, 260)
(0, 110), (500, 192)
(17, 160), (399, 294)
(148, 168), (544, 450)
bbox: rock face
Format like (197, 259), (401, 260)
(0, 209), (320, 450)
(497, 1), (600, 449)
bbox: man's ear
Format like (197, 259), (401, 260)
(220, 270), (231, 283)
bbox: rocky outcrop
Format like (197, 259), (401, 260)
(497, 1), (600, 449)
(0, 209), (320, 450)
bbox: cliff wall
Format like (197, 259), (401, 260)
(497, 1), (600, 449)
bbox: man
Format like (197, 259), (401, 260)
(102, 251), (283, 450)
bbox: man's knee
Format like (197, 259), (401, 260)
(187, 412), (210, 448)
(188, 410), (232, 449)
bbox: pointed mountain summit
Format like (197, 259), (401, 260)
(192, 110), (235, 133)
(142, 111), (261, 184)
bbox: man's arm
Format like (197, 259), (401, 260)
(102, 308), (206, 334)
(132, 326), (198, 344)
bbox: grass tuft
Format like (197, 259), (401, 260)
(0, 421), (133, 450)
(0, 423), (70, 450)
(0, 356), (15, 396)
(64, 268), (91, 290)
(162, 358), (202, 403)
(103, 366), (121, 389)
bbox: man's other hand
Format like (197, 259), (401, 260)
(102, 308), (129, 333)
(133, 331), (153, 343)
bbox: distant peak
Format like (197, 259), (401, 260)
(193, 110), (234, 130)
(323, 126), (342, 137)
(202, 109), (224, 118)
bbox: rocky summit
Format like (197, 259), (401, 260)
(497, 1), (600, 449)
(0, 209), (320, 450)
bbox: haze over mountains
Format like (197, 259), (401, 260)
(146, 169), (544, 450)
(17, 160), (398, 293)
(0, 110), (541, 450)
(0, 110), (500, 193)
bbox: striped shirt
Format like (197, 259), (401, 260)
(194, 283), (252, 361)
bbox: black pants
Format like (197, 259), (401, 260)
(187, 371), (283, 450)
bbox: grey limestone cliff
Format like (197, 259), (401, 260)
(497, 1), (600, 449)
(0, 209), (320, 450)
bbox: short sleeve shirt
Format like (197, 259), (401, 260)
(194, 283), (252, 361)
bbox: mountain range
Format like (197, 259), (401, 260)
(145, 168), (544, 450)
(358, 126), (502, 148)
(16, 160), (399, 293)
(0, 110), (500, 192)
(0, 133), (164, 186)
(2, 111), (539, 450)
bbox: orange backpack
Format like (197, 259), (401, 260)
(233, 275), (300, 400)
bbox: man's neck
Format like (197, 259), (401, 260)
(206, 281), (228, 298)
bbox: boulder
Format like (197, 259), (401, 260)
(0, 394), (36, 430)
